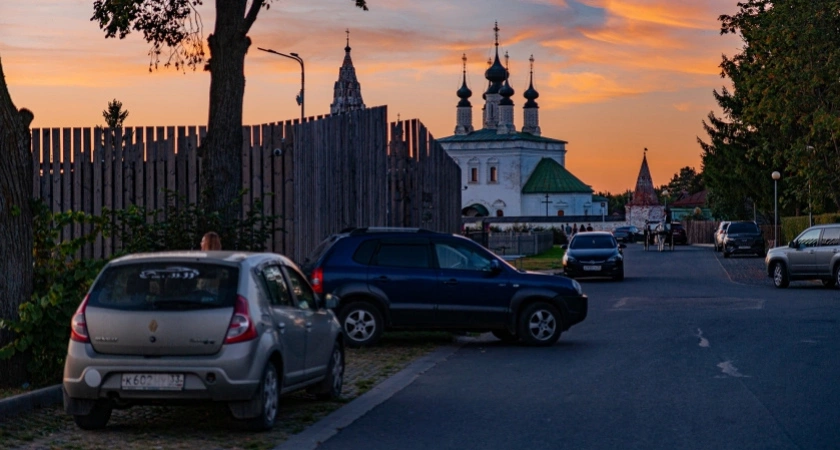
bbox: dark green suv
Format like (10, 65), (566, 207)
(301, 227), (588, 348)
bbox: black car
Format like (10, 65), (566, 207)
(300, 227), (588, 348)
(671, 223), (688, 245)
(722, 221), (765, 258)
(561, 232), (625, 281)
(612, 226), (642, 243)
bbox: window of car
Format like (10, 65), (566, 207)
(729, 222), (759, 234)
(434, 240), (493, 271)
(819, 227), (840, 246)
(796, 229), (822, 248)
(259, 265), (293, 307)
(284, 267), (316, 310)
(89, 262), (239, 310)
(570, 235), (617, 250)
(372, 241), (431, 269)
(352, 239), (379, 265)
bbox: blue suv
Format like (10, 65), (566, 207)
(301, 228), (588, 347)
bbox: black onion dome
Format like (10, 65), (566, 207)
(457, 79), (472, 100)
(524, 79), (539, 108)
(485, 53), (507, 83)
(499, 79), (514, 106)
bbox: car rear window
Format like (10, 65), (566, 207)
(727, 222), (759, 234)
(88, 262), (239, 310)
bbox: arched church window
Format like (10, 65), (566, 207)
(557, 210), (565, 216)
(487, 157), (499, 184)
(468, 157), (480, 184)
(496, 209), (504, 217)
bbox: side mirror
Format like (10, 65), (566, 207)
(560, 244), (568, 250)
(324, 293), (339, 309)
(490, 259), (503, 273)
(788, 240), (796, 249)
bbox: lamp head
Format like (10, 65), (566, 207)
(290, 52), (299, 57)
(772, 171), (781, 181)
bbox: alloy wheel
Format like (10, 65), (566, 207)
(344, 310), (376, 343)
(527, 309), (557, 341)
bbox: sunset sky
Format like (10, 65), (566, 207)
(0, 0), (742, 194)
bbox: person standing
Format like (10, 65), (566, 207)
(200, 231), (222, 251)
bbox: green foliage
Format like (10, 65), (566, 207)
(659, 167), (703, 198)
(105, 189), (281, 253)
(102, 98), (129, 128)
(0, 201), (108, 386)
(781, 213), (840, 244)
(704, 0), (840, 221)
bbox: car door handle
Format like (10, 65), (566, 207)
(443, 279), (458, 285)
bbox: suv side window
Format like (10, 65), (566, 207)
(797, 229), (822, 248)
(260, 265), (293, 307)
(285, 267), (316, 310)
(352, 239), (379, 265)
(819, 228), (840, 246)
(434, 240), (492, 271)
(372, 241), (431, 269)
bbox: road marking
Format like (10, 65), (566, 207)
(612, 297), (765, 311)
(717, 360), (750, 378)
(696, 328), (710, 348)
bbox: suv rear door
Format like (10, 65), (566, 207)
(367, 237), (437, 326)
(433, 238), (513, 327)
(813, 227), (840, 277)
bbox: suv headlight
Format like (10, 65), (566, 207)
(607, 254), (622, 263)
(571, 279), (582, 295)
(563, 254), (576, 264)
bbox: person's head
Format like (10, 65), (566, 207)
(200, 232), (222, 251)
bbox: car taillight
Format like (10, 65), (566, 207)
(225, 295), (257, 344)
(310, 267), (324, 294)
(70, 294), (91, 343)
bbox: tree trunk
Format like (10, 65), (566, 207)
(200, 1), (252, 227)
(0, 55), (34, 387)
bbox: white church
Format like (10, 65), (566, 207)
(438, 24), (604, 219)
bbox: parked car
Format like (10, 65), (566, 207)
(671, 223), (688, 245)
(714, 221), (731, 252)
(301, 227), (588, 348)
(612, 225), (642, 243)
(765, 224), (840, 288)
(63, 251), (345, 431)
(721, 221), (765, 258)
(561, 232), (626, 281)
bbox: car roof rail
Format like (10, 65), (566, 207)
(349, 227), (436, 236)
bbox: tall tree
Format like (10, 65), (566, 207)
(713, 0), (840, 215)
(91, 0), (369, 224)
(660, 167), (703, 198)
(0, 55), (35, 386)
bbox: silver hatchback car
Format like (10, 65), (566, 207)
(765, 224), (840, 288)
(63, 251), (344, 430)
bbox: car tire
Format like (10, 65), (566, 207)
(313, 342), (345, 400)
(756, 249), (766, 257)
(339, 301), (384, 348)
(723, 249), (731, 258)
(492, 329), (519, 343)
(245, 362), (280, 431)
(72, 399), (112, 430)
(517, 302), (562, 347)
(835, 264), (840, 288)
(772, 262), (789, 288)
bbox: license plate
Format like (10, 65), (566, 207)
(121, 373), (184, 391)
(738, 246), (752, 249)
(583, 265), (601, 271)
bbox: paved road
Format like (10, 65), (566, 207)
(315, 244), (840, 450)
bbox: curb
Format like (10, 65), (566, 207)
(275, 341), (465, 450)
(0, 384), (62, 418)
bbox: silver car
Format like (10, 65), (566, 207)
(765, 224), (840, 288)
(63, 251), (344, 430)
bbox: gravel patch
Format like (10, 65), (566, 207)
(0, 332), (453, 450)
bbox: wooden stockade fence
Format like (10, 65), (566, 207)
(31, 106), (462, 263)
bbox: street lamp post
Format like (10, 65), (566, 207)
(806, 145), (814, 227)
(257, 47), (304, 121)
(772, 171), (781, 247)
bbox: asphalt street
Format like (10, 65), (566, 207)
(313, 244), (840, 450)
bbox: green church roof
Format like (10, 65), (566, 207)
(522, 158), (593, 194)
(438, 128), (567, 144)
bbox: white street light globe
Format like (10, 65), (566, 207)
(772, 171), (781, 180)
